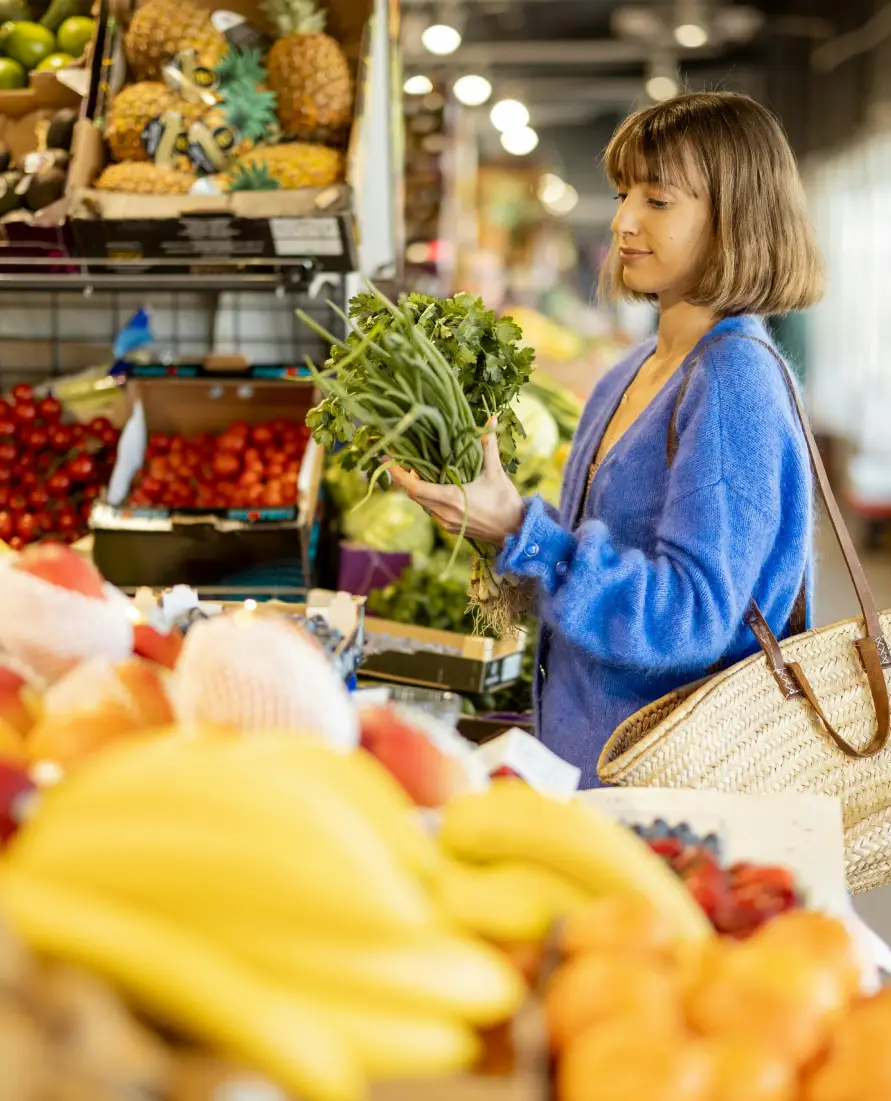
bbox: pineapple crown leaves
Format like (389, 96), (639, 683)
(214, 46), (268, 91)
(261, 0), (327, 38)
(218, 81), (279, 143)
(228, 162), (281, 191)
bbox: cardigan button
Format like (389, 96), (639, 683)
(524, 542), (540, 558)
(555, 561), (568, 577)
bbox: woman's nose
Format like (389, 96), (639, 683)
(611, 197), (639, 238)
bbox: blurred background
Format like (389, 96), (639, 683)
(398, 0), (891, 539)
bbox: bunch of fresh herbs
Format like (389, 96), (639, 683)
(299, 286), (536, 634)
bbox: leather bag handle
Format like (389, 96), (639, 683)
(668, 333), (891, 758)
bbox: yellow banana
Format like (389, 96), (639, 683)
(10, 811), (435, 944)
(12, 741), (437, 941)
(440, 781), (712, 942)
(312, 1000), (480, 1079)
(0, 868), (363, 1101)
(433, 857), (591, 944)
(209, 736), (441, 881)
(185, 925), (525, 1028)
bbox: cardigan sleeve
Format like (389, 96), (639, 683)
(497, 337), (798, 675)
(499, 485), (777, 673)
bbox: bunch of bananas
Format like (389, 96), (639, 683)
(433, 781), (713, 946)
(0, 735), (527, 1101)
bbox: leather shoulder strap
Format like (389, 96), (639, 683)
(669, 330), (890, 757)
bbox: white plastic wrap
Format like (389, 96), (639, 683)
(0, 560), (134, 683)
(172, 610), (359, 752)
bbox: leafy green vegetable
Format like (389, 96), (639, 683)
(367, 555), (477, 634)
(305, 290), (535, 476)
(299, 286), (537, 635)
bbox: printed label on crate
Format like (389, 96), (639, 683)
(226, 508), (297, 523)
(269, 217), (344, 257)
(484, 651), (523, 689)
(91, 502), (174, 532)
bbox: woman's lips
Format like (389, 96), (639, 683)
(619, 249), (651, 264)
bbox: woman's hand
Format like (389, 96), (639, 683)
(389, 422), (525, 546)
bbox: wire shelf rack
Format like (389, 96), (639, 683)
(0, 260), (348, 393)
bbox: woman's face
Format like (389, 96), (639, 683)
(610, 173), (712, 305)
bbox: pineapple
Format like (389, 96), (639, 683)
(95, 162), (196, 195)
(261, 0), (353, 142)
(125, 0), (227, 82)
(105, 82), (204, 162)
(233, 142), (344, 189)
(226, 163), (281, 191)
(200, 50), (280, 160)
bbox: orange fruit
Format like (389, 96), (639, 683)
(701, 1035), (797, 1101)
(751, 911), (861, 1002)
(686, 942), (847, 1067)
(801, 989), (891, 1100)
(558, 1020), (710, 1101)
(546, 952), (684, 1052)
(559, 893), (680, 958)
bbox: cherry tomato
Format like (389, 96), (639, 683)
(17, 470), (38, 492)
(49, 425), (73, 451)
(0, 418), (16, 438)
(88, 416), (114, 435)
(22, 426), (48, 452)
(79, 501), (92, 522)
(33, 511), (54, 536)
(67, 455), (96, 483)
(0, 488), (9, 508)
(0, 511), (12, 540)
(0, 400), (10, 419)
(56, 509), (79, 534)
(138, 475), (162, 502)
(46, 471), (71, 497)
(0, 443), (15, 464)
(11, 384), (32, 403)
(212, 452), (242, 478)
(7, 493), (27, 513)
(251, 424), (275, 447)
(70, 424), (85, 442)
(82, 484), (101, 502)
(7, 536), (23, 552)
(37, 397), (62, 424)
(148, 457), (169, 480)
(28, 487), (49, 510)
(11, 403), (36, 427)
(148, 433), (170, 453)
(35, 453), (54, 473)
(98, 426), (119, 448)
(217, 429), (248, 455)
(0, 466), (13, 486)
(15, 514), (36, 540)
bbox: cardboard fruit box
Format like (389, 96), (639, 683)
(68, 0), (373, 268)
(90, 371), (324, 590)
(361, 619), (529, 696)
(0, 72), (82, 260)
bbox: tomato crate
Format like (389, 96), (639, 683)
(90, 373), (323, 589)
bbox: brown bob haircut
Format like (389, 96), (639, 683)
(599, 91), (824, 316)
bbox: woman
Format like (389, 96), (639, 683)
(391, 91), (824, 787)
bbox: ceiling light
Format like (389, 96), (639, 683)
(543, 184), (579, 217)
(538, 173), (568, 205)
(404, 74), (433, 95)
(673, 22), (708, 47)
(646, 74), (679, 101)
(491, 98), (529, 132)
(453, 74), (492, 107)
(421, 23), (462, 55)
(501, 126), (539, 156)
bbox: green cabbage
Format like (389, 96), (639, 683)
(342, 491), (435, 557)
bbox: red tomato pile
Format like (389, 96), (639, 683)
(0, 385), (120, 551)
(128, 419), (311, 510)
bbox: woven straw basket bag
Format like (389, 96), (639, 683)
(597, 336), (891, 895)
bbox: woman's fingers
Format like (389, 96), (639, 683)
(481, 417), (501, 476)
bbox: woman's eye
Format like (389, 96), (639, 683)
(648, 198), (669, 209)
(614, 192), (627, 202)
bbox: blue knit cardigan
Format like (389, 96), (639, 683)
(498, 315), (813, 788)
